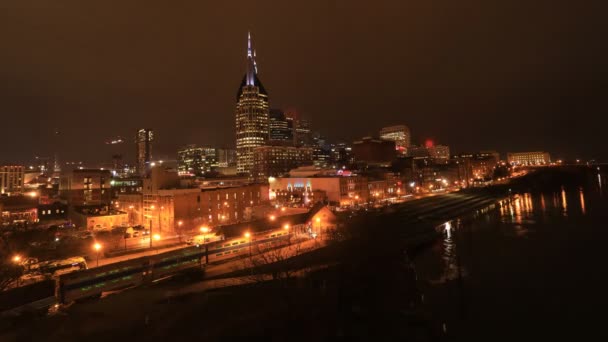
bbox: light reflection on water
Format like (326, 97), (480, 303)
(424, 186), (592, 289)
(430, 221), (464, 285)
(561, 187), (568, 216)
(414, 175), (606, 338)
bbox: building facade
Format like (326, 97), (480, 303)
(59, 169), (112, 206)
(177, 145), (205, 176)
(269, 175), (368, 206)
(217, 148), (237, 167)
(408, 144), (451, 163)
(135, 128), (154, 177)
(140, 184), (269, 235)
(330, 143), (355, 169)
(507, 152), (551, 165)
(380, 125), (411, 155)
(236, 33), (270, 176)
(0, 165), (25, 195)
(252, 146), (313, 182)
(352, 137), (395, 166)
(269, 109), (293, 144)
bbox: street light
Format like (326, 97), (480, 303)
(244, 232), (252, 256)
(269, 215), (276, 221)
(200, 226), (210, 234)
(93, 243), (102, 267)
(12, 255), (21, 263)
(283, 224), (290, 230)
(153, 234), (161, 241)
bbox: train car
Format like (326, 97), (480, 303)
(148, 246), (205, 279)
(204, 228), (292, 264)
(56, 228), (294, 304)
(37, 257), (87, 276)
(57, 256), (149, 303)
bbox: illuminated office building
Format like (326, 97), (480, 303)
(235, 32), (270, 176)
(135, 128), (154, 177)
(507, 151), (551, 165)
(380, 125), (411, 155)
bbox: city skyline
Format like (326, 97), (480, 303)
(1, 1), (606, 164)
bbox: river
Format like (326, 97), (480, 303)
(413, 167), (608, 340)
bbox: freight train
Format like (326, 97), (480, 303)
(56, 228), (291, 303)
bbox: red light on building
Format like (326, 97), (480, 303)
(425, 139), (434, 148)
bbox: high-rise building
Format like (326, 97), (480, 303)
(236, 32), (270, 176)
(269, 109), (293, 144)
(59, 169), (112, 206)
(284, 109), (313, 147)
(252, 145), (313, 182)
(408, 141), (450, 164)
(135, 129), (154, 177)
(0, 165), (25, 195)
(313, 146), (332, 169)
(429, 145), (451, 163)
(177, 145), (205, 177)
(330, 143), (355, 169)
(178, 145), (219, 176)
(217, 148), (237, 167)
(295, 118), (313, 147)
(352, 137), (396, 166)
(201, 147), (218, 169)
(380, 125), (411, 155)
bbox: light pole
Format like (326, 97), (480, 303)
(200, 226), (211, 263)
(284, 224), (291, 244)
(12, 255), (22, 286)
(128, 205), (134, 225)
(93, 243), (102, 267)
(244, 232), (252, 256)
(177, 220), (183, 242)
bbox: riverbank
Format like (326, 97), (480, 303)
(1, 180), (518, 340)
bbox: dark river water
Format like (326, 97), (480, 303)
(413, 169), (608, 340)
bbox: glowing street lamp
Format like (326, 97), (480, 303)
(93, 243), (102, 267)
(12, 255), (22, 263)
(153, 234), (161, 241)
(269, 215), (276, 221)
(200, 226), (210, 234)
(283, 224), (290, 230)
(244, 231), (252, 256)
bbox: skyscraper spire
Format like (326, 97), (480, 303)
(247, 31), (252, 57)
(246, 32), (256, 86)
(253, 49), (258, 74)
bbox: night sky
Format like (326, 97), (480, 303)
(1, 1), (606, 164)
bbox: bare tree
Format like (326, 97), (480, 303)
(234, 239), (308, 284)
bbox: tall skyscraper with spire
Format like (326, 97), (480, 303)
(235, 32), (270, 176)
